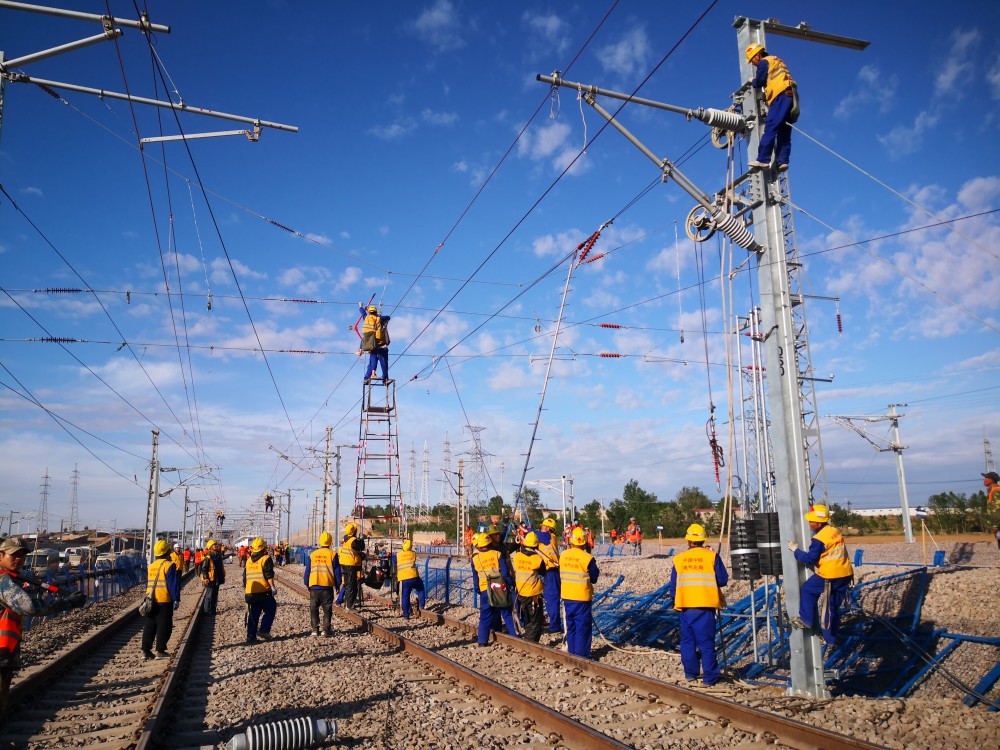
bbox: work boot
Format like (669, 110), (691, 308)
(778, 164), (789, 172)
(311, 630), (320, 637)
(154, 651), (170, 659)
(789, 616), (809, 630)
(142, 650), (155, 661)
(748, 160), (769, 169)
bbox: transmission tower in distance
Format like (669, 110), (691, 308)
(68, 463), (80, 534)
(38, 469), (51, 534)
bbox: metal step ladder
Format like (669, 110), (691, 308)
(353, 378), (405, 536)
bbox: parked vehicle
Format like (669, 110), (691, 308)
(24, 548), (62, 577)
(64, 546), (95, 567)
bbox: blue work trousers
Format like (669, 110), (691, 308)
(799, 574), (851, 644)
(477, 590), (518, 645)
(679, 608), (720, 685)
(543, 569), (562, 633)
(365, 348), (388, 380)
(756, 91), (793, 167)
(563, 599), (593, 658)
(247, 595), (277, 640)
(400, 577), (425, 618)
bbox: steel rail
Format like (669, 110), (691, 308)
(361, 589), (887, 750)
(278, 572), (631, 749)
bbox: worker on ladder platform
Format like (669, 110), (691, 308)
(746, 42), (798, 173)
(560, 526), (600, 658)
(787, 504), (853, 644)
(536, 518), (562, 634)
(668, 524), (729, 686)
(360, 303), (391, 383)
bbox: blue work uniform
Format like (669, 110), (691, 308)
(535, 529), (562, 633)
(793, 524), (853, 644)
(752, 55), (795, 169)
(668, 546), (729, 685)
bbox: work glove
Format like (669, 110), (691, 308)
(173, 601), (181, 610)
(68, 591), (87, 609)
(787, 541), (799, 552)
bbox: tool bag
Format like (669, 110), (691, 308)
(486, 573), (511, 609)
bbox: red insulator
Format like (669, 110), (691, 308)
(599, 323), (622, 329)
(583, 252), (606, 264)
(598, 353), (622, 358)
(836, 313), (843, 334)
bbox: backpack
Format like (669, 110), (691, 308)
(374, 317), (390, 347)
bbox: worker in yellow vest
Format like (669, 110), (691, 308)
(746, 43), (798, 172)
(559, 526), (599, 657)
(142, 539), (180, 660)
(668, 524), (729, 685)
(536, 517), (562, 634)
(170, 543), (184, 574)
(200, 539), (225, 615)
(304, 532), (336, 636)
(339, 523), (365, 610)
(471, 533), (518, 645)
(511, 532), (546, 642)
(243, 537), (277, 644)
(393, 540), (425, 620)
(787, 504), (853, 644)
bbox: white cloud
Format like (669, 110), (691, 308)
(369, 122), (414, 140)
(530, 229), (579, 258)
(988, 55), (1000, 100)
(412, 0), (464, 52)
(21, 186), (43, 197)
(422, 108), (458, 126)
(519, 120), (570, 160)
(304, 233), (333, 247)
(834, 65), (899, 119)
(487, 360), (535, 390)
(597, 26), (651, 78)
(210, 257), (267, 286)
(877, 109), (941, 157)
(956, 176), (1000, 211)
(522, 12), (569, 56)
(935, 29), (980, 96)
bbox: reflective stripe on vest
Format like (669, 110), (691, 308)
(763, 55), (795, 104)
(559, 548), (594, 601)
(146, 558), (174, 603)
(537, 533), (559, 569)
(396, 550), (418, 581)
(672, 547), (722, 610)
(511, 552), (544, 597)
(245, 554), (272, 594)
(472, 550), (501, 592)
(309, 548), (336, 587)
(813, 525), (853, 579)
(339, 537), (361, 567)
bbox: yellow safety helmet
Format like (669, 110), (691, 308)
(745, 43), (765, 63)
(367, 305), (378, 313)
(319, 531), (333, 547)
(345, 522), (358, 536)
(402, 539), (412, 552)
(486, 525), (500, 536)
(474, 533), (491, 549)
(541, 517), (557, 529)
(154, 539), (170, 557)
(206, 539), (217, 549)
(570, 527), (587, 546)
(523, 532), (539, 548)
(804, 504), (831, 523)
(685, 523), (707, 542)
(251, 537), (266, 552)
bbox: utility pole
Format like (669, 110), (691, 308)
(180, 487), (190, 550)
(143, 430), (160, 562)
(456, 459), (465, 545)
(323, 427), (332, 537)
(334, 445), (357, 543)
(536, 14), (868, 700)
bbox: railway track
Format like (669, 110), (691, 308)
(276, 568), (887, 750)
(4, 575), (205, 750)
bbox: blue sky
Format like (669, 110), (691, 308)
(1, 1), (998, 537)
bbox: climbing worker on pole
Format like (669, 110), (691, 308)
(142, 539), (181, 660)
(668, 524), (729, 685)
(511, 532), (546, 642)
(536, 517), (562, 634)
(0, 537), (86, 719)
(471, 533), (519, 646)
(393, 539), (425, 620)
(787, 504), (854, 644)
(746, 42), (798, 172)
(200, 539), (225, 615)
(339, 522), (365, 610)
(304, 531), (336, 636)
(559, 526), (600, 658)
(243, 537), (277, 644)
